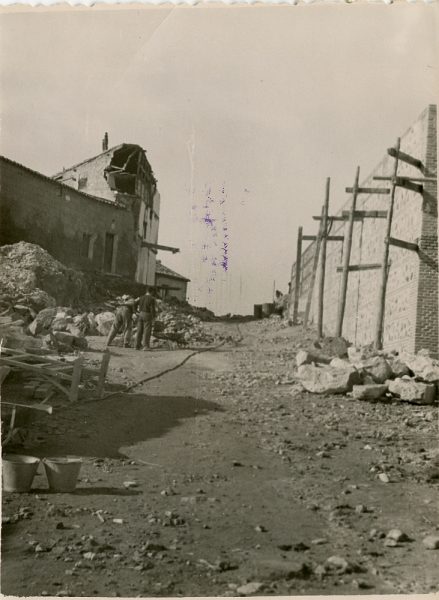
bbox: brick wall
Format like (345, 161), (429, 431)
(289, 105), (438, 356)
(0, 157), (140, 279)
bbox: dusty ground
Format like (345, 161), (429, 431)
(2, 319), (438, 597)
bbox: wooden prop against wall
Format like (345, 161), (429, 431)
(372, 138), (428, 349)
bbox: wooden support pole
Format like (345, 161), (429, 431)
(387, 146), (423, 170)
(375, 138), (401, 350)
(345, 187), (390, 195)
(97, 350), (111, 398)
(292, 226), (303, 325)
(336, 263), (382, 273)
(303, 235), (344, 242)
(389, 236), (419, 253)
(373, 175), (437, 184)
(335, 166), (360, 337)
(303, 207), (324, 327)
(317, 177), (330, 339)
(341, 210), (388, 220)
(69, 355), (84, 402)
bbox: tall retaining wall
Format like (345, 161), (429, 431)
(290, 105), (437, 355)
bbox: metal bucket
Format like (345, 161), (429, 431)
(43, 457), (82, 493)
(253, 304), (263, 319)
(2, 455), (40, 492)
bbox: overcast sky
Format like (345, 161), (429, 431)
(0, 4), (437, 314)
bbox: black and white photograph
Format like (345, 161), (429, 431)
(0, 3), (438, 597)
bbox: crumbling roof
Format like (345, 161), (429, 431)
(0, 155), (127, 209)
(52, 143), (157, 199)
(52, 143), (156, 182)
(155, 261), (190, 282)
(52, 144), (138, 178)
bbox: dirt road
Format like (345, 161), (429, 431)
(2, 320), (438, 597)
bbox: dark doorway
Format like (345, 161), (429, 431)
(103, 233), (114, 272)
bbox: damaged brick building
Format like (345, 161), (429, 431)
(0, 135), (178, 285)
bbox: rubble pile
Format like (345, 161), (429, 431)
(0, 242), (88, 311)
(0, 243), (222, 351)
(295, 340), (439, 405)
(163, 296), (216, 322)
(153, 303), (217, 346)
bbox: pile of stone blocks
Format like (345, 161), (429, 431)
(295, 339), (438, 405)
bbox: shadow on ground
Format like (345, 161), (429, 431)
(21, 394), (223, 460)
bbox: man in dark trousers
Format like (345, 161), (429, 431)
(135, 287), (157, 350)
(106, 295), (138, 348)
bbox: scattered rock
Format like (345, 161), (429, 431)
(325, 555), (350, 574)
(236, 582), (263, 595)
(388, 379), (437, 404)
(311, 538), (328, 545)
(252, 559), (311, 581)
(386, 529), (409, 543)
(422, 535), (439, 550)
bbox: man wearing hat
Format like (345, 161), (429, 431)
(106, 295), (139, 348)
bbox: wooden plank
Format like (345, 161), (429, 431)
(374, 175), (436, 183)
(317, 177), (330, 339)
(37, 372), (71, 400)
(1, 401), (53, 414)
(313, 215), (345, 221)
(335, 166), (360, 337)
(341, 210), (387, 219)
(292, 226), (303, 325)
(336, 263), (382, 273)
(97, 350), (111, 398)
(141, 241), (180, 254)
(2, 347), (61, 363)
(304, 209), (324, 327)
(0, 357), (73, 382)
(395, 177), (423, 195)
(375, 138), (401, 350)
(303, 235), (344, 242)
(389, 237), (419, 253)
(387, 147), (423, 170)
(345, 187), (390, 195)
(69, 356), (84, 402)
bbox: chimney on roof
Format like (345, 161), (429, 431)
(102, 132), (109, 152)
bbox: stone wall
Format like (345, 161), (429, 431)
(290, 105), (437, 355)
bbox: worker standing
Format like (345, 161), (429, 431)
(135, 287), (157, 351)
(106, 295), (138, 348)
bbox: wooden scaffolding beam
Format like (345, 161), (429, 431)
(335, 166), (360, 337)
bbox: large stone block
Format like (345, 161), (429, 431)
(298, 363), (361, 395)
(296, 350), (331, 367)
(28, 307), (57, 336)
(95, 311), (115, 336)
(358, 356), (393, 384)
(352, 384), (388, 401)
(388, 378), (437, 404)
